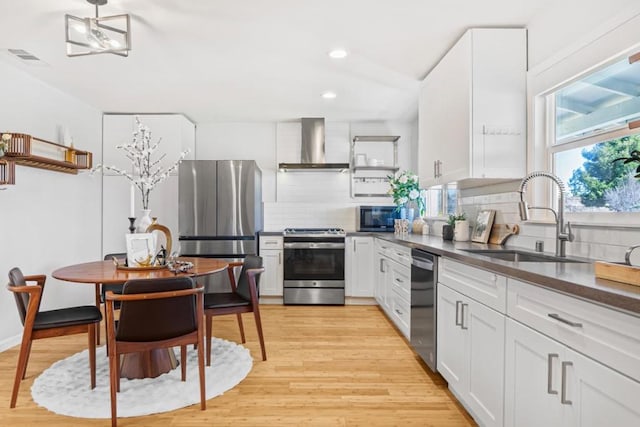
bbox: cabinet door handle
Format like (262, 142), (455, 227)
(547, 353), (559, 395)
(548, 313), (583, 328)
(561, 361), (573, 405)
(455, 301), (462, 326)
(460, 303), (468, 330)
(433, 160), (437, 179)
(395, 308), (403, 316)
(278, 252), (281, 265)
(396, 278), (404, 284)
(353, 240), (356, 252)
(380, 258), (384, 272)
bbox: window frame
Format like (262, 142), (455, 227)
(527, 17), (640, 227)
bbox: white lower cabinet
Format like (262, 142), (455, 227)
(345, 236), (374, 297)
(373, 239), (411, 339)
(375, 250), (390, 311)
(505, 318), (640, 427)
(437, 282), (505, 427)
(259, 236), (283, 297)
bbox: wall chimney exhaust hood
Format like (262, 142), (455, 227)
(278, 118), (350, 172)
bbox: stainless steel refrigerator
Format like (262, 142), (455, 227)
(179, 160), (263, 291)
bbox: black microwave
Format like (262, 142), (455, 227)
(356, 206), (398, 232)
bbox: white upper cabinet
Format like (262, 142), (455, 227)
(419, 28), (527, 187)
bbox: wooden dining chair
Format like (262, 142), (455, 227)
(204, 255), (266, 365)
(105, 276), (206, 427)
(99, 253), (126, 347)
(6, 267), (102, 408)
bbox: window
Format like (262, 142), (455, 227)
(551, 54), (640, 213)
(425, 183), (458, 218)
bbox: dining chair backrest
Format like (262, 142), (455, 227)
(8, 267), (34, 325)
(116, 276), (197, 342)
(236, 255), (263, 301)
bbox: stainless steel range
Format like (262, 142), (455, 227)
(283, 228), (346, 305)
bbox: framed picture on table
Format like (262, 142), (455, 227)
(471, 210), (496, 243)
(125, 233), (157, 267)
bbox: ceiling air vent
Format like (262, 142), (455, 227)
(8, 49), (41, 62)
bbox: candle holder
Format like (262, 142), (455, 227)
(128, 217), (136, 234)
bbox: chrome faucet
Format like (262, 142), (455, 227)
(518, 171), (573, 257)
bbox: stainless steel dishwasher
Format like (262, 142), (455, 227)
(410, 248), (438, 372)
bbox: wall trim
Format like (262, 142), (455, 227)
(0, 334), (21, 353)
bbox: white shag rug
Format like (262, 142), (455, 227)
(31, 337), (253, 419)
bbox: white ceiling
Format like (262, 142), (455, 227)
(0, 0), (554, 123)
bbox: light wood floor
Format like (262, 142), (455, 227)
(0, 305), (475, 426)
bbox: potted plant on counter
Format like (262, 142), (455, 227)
(443, 213), (466, 241)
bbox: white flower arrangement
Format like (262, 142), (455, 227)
(0, 133), (11, 153)
(388, 170), (426, 215)
(92, 117), (189, 209)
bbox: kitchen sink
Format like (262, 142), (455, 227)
(461, 249), (585, 263)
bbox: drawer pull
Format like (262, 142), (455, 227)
(396, 278), (404, 284)
(461, 303), (468, 330)
(455, 301), (462, 326)
(548, 313), (583, 328)
(561, 361), (573, 405)
(395, 309), (403, 316)
(547, 353), (558, 395)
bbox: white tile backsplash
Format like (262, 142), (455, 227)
(459, 189), (640, 263)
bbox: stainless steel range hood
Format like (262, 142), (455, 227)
(278, 118), (350, 172)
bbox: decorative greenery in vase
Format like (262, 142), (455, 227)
(387, 170), (426, 215)
(447, 213), (466, 227)
(0, 133), (11, 156)
(92, 117), (189, 209)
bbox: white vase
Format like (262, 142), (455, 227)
(137, 209), (153, 233)
(454, 220), (470, 241)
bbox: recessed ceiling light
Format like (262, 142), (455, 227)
(322, 91), (337, 99)
(328, 49), (348, 59)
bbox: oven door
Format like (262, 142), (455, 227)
(283, 241), (345, 286)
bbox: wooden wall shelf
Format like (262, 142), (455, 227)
(2, 133), (92, 175)
(0, 159), (16, 185)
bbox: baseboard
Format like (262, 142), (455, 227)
(259, 296), (283, 305)
(345, 297), (377, 306)
(259, 296), (377, 306)
(0, 334), (21, 353)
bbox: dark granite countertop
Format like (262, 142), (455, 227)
(258, 231), (284, 236)
(367, 233), (640, 317)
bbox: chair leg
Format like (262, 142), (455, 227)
(94, 283), (101, 346)
(181, 346), (187, 381)
(197, 337), (206, 410)
(20, 340), (33, 380)
(108, 349), (119, 427)
(205, 315), (213, 367)
(236, 313), (246, 343)
(10, 332), (33, 408)
(88, 324), (97, 389)
(253, 307), (267, 361)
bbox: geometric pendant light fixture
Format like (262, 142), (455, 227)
(65, 0), (131, 57)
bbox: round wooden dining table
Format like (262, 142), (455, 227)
(52, 257), (228, 379)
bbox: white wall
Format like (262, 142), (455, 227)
(195, 119), (418, 232)
(0, 62), (102, 351)
(527, 0), (640, 70)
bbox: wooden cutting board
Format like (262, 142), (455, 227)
(488, 224), (520, 245)
(594, 261), (640, 287)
